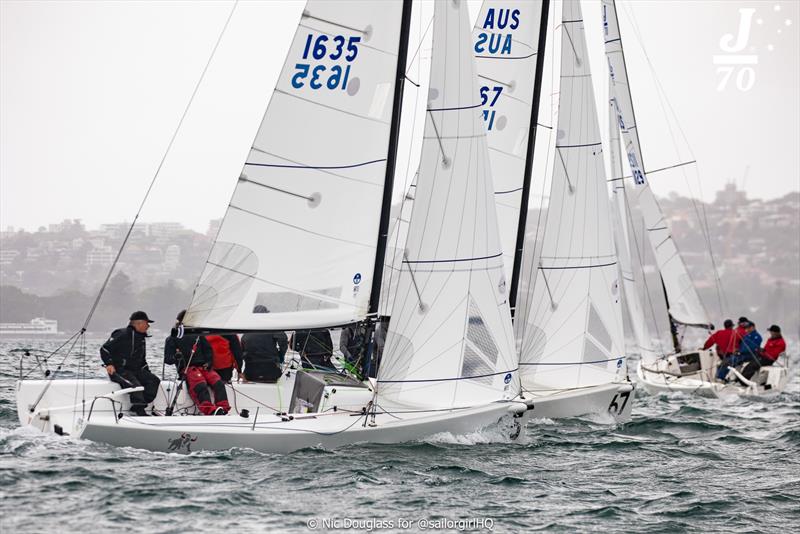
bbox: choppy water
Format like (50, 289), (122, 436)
(1, 338), (799, 533)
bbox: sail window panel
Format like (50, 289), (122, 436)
(460, 345), (495, 385)
(466, 298), (499, 364)
(587, 303), (613, 352)
(583, 338), (611, 367)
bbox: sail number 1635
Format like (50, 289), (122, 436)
(292, 33), (360, 91)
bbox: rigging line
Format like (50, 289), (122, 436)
(611, 160), (697, 182)
(81, 1), (238, 331)
(427, 102), (483, 112)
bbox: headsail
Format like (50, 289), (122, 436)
(378, 0), (518, 409)
(603, 0), (712, 329)
(184, 1), (407, 331)
(514, 0), (626, 391)
(609, 76), (657, 365)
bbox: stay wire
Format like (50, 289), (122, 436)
(81, 1), (239, 332)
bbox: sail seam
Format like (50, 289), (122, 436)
(403, 252), (502, 264)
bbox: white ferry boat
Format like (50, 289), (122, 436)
(0, 318), (59, 336)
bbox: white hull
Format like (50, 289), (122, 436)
(16, 372), (374, 437)
(78, 401), (526, 454)
(518, 381), (635, 422)
(636, 350), (789, 399)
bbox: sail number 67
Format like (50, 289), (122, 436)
(607, 390), (631, 415)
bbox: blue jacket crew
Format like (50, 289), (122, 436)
(100, 311), (161, 416)
(716, 322), (762, 382)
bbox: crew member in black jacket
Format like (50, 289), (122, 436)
(241, 331), (288, 383)
(99, 311), (161, 416)
(164, 310), (230, 415)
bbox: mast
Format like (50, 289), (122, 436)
(661, 277), (681, 353)
(367, 0), (414, 317)
(509, 0), (550, 315)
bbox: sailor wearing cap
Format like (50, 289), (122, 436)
(99, 311), (161, 416)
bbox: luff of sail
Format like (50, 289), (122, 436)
(472, 1), (544, 287)
(609, 73), (657, 365)
(184, 1), (406, 331)
(514, 0), (626, 391)
(603, 0), (712, 329)
(377, 0), (519, 410)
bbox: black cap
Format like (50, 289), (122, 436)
(253, 304), (269, 313)
(768, 324), (781, 333)
(738, 316), (748, 323)
(129, 311), (154, 323)
(723, 319), (734, 328)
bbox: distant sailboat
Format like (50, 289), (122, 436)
(602, 0), (788, 397)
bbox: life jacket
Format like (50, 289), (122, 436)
(207, 335), (237, 370)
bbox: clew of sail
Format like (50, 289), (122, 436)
(514, 0), (626, 391)
(184, 1), (406, 331)
(377, 0), (519, 409)
(602, 0), (712, 329)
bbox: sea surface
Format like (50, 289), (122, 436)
(1, 338), (799, 533)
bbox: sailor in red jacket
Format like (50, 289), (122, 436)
(734, 316), (749, 347)
(703, 319), (738, 357)
(740, 324), (786, 382)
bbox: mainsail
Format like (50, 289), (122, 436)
(378, 0), (519, 409)
(603, 0), (712, 330)
(472, 1), (546, 286)
(514, 0), (626, 391)
(184, 1), (407, 331)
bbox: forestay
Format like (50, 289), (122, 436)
(603, 0), (712, 329)
(184, 1), (405, 330)
(473, 0), (544, 285)
(514, 0), (626, 391)
(378, 0), (519, 409)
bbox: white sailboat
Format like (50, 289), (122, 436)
(510, 0), (634, 421)
(17, 0), (528, 453)
(602, 0), (788, 398)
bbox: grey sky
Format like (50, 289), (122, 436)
(1, 0), (798, 233)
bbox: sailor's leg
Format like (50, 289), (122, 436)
(135, 368), (161, 405)
(114, 370), (146, 413)
(185, 367), (215, 415)
(203, 369), (230, 413)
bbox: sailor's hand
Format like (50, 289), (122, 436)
(105, 364), (116, 376)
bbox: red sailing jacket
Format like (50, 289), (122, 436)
(703, 328), (737, 355)
(762, 337), (786, 361)
(207, 335), (240, 371)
